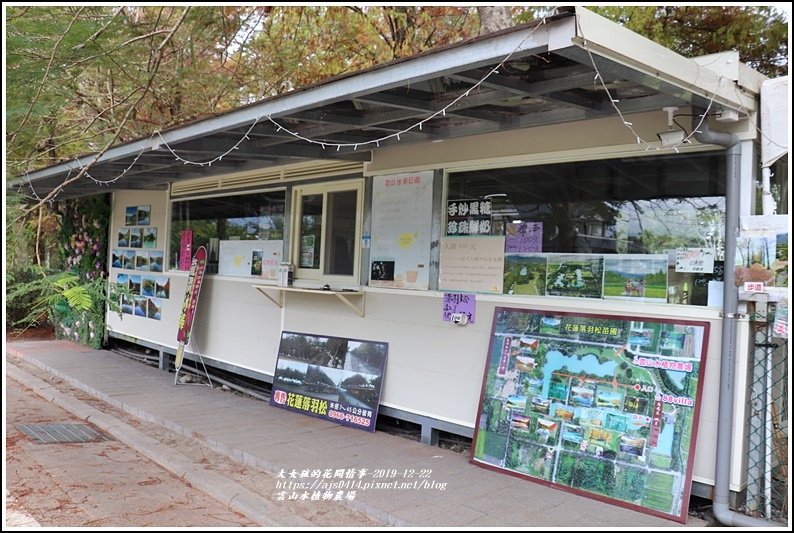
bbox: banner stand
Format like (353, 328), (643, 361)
(174, 246), (211, 387)
(174, 346), (214, 388)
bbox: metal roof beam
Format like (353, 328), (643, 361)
(20, 19), (556, 183)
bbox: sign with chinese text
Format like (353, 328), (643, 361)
(370, 172), (433, 289)
(442, 292), (476, 323)
(675, 248), (715, 273)
(270, 331), (388, 432)
(472, 307), (709, 523)
(179, 229), (193, 270)
(447, 199), (492, 236)
(439, 236), (504, 294)
(218, 239), (282, 279)
(175, 246), (207, 371)
(505, 222), (543, 253)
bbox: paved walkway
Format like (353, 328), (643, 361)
(6, 340), (706, 527)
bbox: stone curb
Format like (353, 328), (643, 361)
(7, 361), (314, 527)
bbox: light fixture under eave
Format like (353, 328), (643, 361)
(657, 129), (685, 148)
(657, 106), (685, 148)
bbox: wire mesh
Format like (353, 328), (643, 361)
(740, 303), (788, 523)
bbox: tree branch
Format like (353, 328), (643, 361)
(8, 7), (86, 143)
(22, 7), (192, 214)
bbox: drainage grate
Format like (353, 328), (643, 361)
(17, 423), (106, 444)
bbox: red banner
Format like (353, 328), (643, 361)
(176, 246), (207, 370)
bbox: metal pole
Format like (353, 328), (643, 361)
(691, 110), (769, 526)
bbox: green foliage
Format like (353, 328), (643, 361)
(55, 194), (111, 279)
(592, 6), (788, 77)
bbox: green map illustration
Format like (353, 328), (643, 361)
(473, 308), (708, 522)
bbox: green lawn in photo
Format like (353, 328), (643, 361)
(642, 472), (675, 511)
(603, 283), (667, 299)
(650, 453), (673, 469)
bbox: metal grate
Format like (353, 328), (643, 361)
(17, 423), (106, 444)
(741, 303), (788, 524)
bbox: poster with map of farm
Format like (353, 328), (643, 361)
(472, 307), (709, 523)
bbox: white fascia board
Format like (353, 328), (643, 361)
(565, 7), (757, 115)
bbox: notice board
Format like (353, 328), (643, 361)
(218, 239), (282, 279)
(369, 172), (433, 290)
(270, 331), (388, 432)
(472, 307), (709, 523)
(439, 236), (505, 294)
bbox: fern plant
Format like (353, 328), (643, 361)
(6, 269), (127, 348)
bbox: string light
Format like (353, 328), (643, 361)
(22, 8), (763, 202)
(18, 12), (564, 198)
(576, 13), (720, 152)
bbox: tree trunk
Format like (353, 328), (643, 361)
(477, 6), (513, 35)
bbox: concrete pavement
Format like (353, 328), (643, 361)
(5, 340), (708, 527)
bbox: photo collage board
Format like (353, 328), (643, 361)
(439, 218), (724, 306)
(113, 205), (168, 320)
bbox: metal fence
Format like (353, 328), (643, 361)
(741, 301), (788, 523)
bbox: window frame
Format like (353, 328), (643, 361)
(291, 178), (364, 285)
(168, 186), (287, 274)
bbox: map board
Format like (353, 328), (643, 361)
(472, 307), (709, 523)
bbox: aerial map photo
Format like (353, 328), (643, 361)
(472, 307), (709, 522)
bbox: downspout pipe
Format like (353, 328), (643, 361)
(692, 108), (769, 527)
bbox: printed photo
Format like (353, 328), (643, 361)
(603, 255), (668, 303)
(133, 296), (147, 317)
(146, 297), (162, 320)
(118, 228), (130, 247)
(121, 294), (134, 315)
(129, 228), (143, 248)
(135, 251), (150, 271)
(129, 275), (142, 295)
(143, 227), (157, 249)
(503, 254), (546, 296)
(545, 254), (604, 298)
(111, 249), (123, 268)
(125, 206), (137, 226)
(136, 205), (151, 226)
(371, 260), (395, 281)
(141, 276), (156, 297)
(149, 251), (164, 272)
(123, 250), (136, 269)
(155, 277), (170, 299)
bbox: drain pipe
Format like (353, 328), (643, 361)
(692, 108), (768, 527)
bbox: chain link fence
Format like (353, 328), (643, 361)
(740, 302), (788, 523)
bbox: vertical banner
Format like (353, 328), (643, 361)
(472, 307), (709, 523)
(179, 229), (193, 270)
(270, 332), (388, 432)
(175, 246), (207, 371)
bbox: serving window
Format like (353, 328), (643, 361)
(169, 189), (285, 276)
(444, 152), (727, 306)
